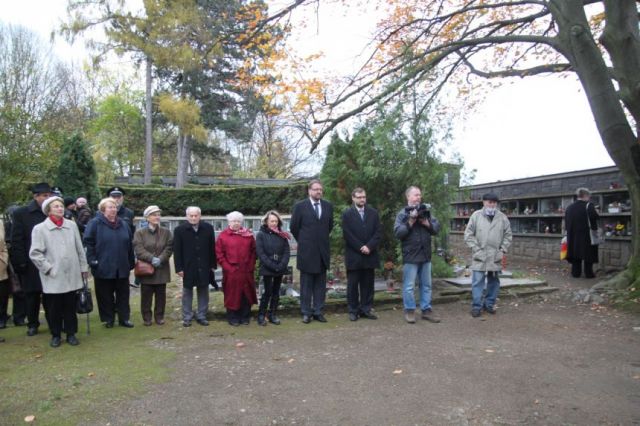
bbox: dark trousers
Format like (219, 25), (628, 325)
(94, 277), (130, 323)
(259, 275), (282, 315)
(300, 271), (326, 316)
(227, 295), (251, 321)
(43, 291), (78, 337)
(25, 291), (42, 328)
(141, 284), (166, 322)
(571, 260), (594, 278)
(11, 290), (26, 325)
(0, 279), (9, 322)
(347, 268), (375, 315)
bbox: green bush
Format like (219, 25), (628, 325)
(431, 254), (454, 278)
(97, 183), (308, 215)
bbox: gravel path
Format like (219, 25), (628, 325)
(104, 269), (640, 426)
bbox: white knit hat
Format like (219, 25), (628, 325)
(41, 196), (64, 215)
(143, 205), (161, 217)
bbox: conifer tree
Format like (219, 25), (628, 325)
(56, 133), (100, 207)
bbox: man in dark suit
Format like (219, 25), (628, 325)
(10, 182), (52, 335)
(290, 179), (334, 324)
(173, 206), (217, 327)
(342, 187), (382, 321)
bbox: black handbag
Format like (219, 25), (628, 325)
(76, 276), (94, 314)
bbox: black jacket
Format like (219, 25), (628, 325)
(341, 205), (382, 270)
(118, 205), (135, 236)
(393, 208), (440, 264)
(9, 200), (47, 292)
(173, 221), (217, 287)
(290, 198), (333, 273)
(565, 200), (599, 263)
(84, 213), (135, 279)
(256, 225), (291, 276)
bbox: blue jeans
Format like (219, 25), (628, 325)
(471, 271), (500, 311)
(402, 262), (432, 312)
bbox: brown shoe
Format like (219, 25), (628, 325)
(404, 311), (416, 324)
(421, 310), (441, 323)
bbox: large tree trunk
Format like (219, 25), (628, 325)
(551, 0), (640, 290)
(176, 134), (191, 189)
(143, 56), (153, 185)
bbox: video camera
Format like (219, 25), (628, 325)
(404, 203), (431, 220)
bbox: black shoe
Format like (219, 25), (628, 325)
(360, 311), (378, 320)
(240, 318), (250, 325)
(302, 315), (311, 324)
(268, 314), (281, 325)
(0, 319), (6, 329)
(471, 309), (482, 318)
(313, 314), (327, 323)
(66, 335), (79, 346)
(50, 336), (62, 348)
(27, 327), (38, 336)
(105, 321), (114, 328)
(349, 313), (358, 321)
(228, 319), (240, 327)
(183, 321), (192, 327)
(257, 314), (267, 326)
(196, 319), (209, 326)
(119, 320), (134, 328)
(483, 305), (496, 314)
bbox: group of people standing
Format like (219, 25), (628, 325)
(1, 177), (599, 347)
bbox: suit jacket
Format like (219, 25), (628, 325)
(341, 205), (382, 270)
(10, 200), (47, 292)
(290, 198), (333, 273)
(173, 221), (216, 287)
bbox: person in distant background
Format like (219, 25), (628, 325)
(564, 187), (599, 278)
(63, 197), (77, 221)
(75, 197), (93, 237)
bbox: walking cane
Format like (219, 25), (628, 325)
(82, 276), (91, 335)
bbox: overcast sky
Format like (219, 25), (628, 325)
(2, 0), (615, 185)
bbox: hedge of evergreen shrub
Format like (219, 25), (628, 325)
(97, 183), (308, 216)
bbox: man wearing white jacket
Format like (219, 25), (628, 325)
(464, 193), (512, 318)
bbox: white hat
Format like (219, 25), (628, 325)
(143, 205), (161, 217)
(41, 196), (64, 215)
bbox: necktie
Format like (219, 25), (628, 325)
(359, 209), (364, 220)
(314, 202), (320, 219)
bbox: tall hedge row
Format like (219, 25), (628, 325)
(97, 183), (308, 216)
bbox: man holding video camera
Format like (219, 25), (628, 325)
(394, 186), (441, 324)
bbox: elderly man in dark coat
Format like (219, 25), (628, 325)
(565, 187), (599, 278)
(10, 182), (52, 336)
(342, 187), (382, 321)
(290, 179), (334, 324)
(173, 206), (216, 327)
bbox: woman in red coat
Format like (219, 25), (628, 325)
(215, 211), (257, 326)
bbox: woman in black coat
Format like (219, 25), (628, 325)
(84, 197), (135, 328)
(256, 211), (290, 326)
(564, 187), (599, 278)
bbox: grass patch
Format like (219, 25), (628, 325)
(0, 284), (184, 425)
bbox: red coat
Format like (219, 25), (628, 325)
(215, 227), (257, 310)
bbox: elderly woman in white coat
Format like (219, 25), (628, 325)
(29, 197), (88, 348)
